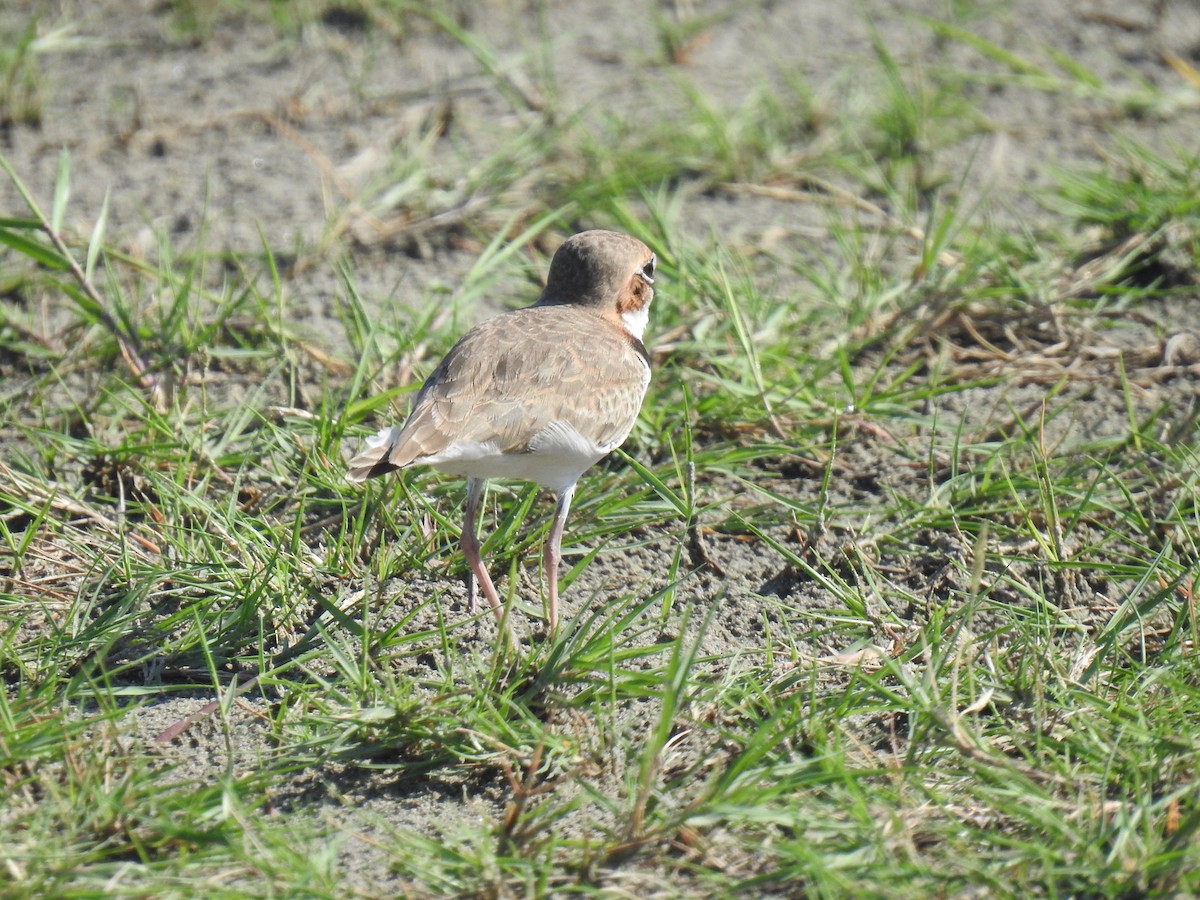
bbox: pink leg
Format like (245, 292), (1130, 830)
(462, 477), (506, 626)
(542, 484), (576, 633)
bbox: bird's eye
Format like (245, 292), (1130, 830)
(639, 255), (656, 285)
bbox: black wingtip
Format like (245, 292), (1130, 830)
(347, 458), (401, 482)
(366, 459), (401, 479)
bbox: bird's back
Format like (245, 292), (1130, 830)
(347, 304), (649, 491)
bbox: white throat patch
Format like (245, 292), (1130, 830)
(621, 304), (650, 341)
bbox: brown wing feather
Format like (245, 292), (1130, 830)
(385, 305), (647, 469)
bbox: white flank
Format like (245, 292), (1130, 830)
(423, 420), (609, 495)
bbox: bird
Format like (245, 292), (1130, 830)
(347, 229), (657, 635)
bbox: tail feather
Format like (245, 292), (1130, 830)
(346, 426), (403, 482)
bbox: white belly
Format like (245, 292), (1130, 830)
(420, 419), (620, 494)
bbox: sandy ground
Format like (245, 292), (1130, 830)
(4, 0), (1200, 894)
